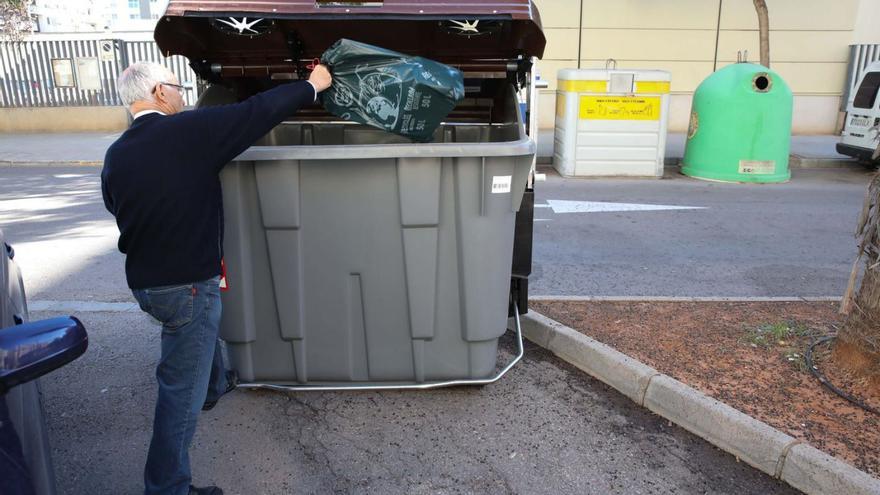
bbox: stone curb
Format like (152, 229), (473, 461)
(529, 295), (842, 303)
(520, 310), (880, 495)
(0, 160), (102, 167)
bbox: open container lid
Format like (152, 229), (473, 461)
(155, 0), (546, 81)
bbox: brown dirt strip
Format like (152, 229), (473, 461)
(530, 300), (880, 477)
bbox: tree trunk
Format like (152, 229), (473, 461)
(753, 0), (771, 68)
(838, 173), (880, 385)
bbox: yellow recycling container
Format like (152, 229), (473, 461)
(554, 67), (671, 177)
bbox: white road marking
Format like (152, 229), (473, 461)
(541, 200), (706, 214)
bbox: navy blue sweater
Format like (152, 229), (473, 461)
(101, 81), (315, 289)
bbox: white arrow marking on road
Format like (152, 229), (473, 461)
(543, 200), (706, 214)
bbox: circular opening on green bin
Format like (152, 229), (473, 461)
(753, 73), (772, 93)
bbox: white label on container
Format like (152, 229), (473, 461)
(738, 160), (776, 175)
(491, 175), (512, 194)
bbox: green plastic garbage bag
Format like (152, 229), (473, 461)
(320, 39), (465, 142)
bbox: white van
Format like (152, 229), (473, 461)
(838, 61), (880, 162)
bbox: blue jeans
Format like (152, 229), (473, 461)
(133, 276), (230, 495)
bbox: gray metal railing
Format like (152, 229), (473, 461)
(0, 39), (200, 108)
(843, 44), (880, 109)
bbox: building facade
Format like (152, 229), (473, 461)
(31, 0), (169, 33)
(16, 0), (880, 135)
(533, 0), (880, 134)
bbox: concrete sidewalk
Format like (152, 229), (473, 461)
(664, 133), (856, 167)
(0, 130), (860, 168)
(538, 132), (857, 169)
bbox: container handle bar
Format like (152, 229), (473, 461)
(238, 302), (525, 392)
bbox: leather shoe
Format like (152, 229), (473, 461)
(189, 485), (223, 495)
(202, 370), (239, 411)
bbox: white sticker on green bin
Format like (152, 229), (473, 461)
(738, 160), (776, 175)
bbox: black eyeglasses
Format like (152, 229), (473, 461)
(153, 82), (185, 93)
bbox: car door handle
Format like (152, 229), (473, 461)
(4, 242), (13, 260)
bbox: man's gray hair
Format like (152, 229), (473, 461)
(117, 61), (175, 106)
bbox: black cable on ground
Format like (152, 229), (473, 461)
(805, 335), (880, 416)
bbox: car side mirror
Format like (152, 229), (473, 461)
(0, 316), (88, 395)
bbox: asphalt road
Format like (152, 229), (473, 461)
(0, 164), (866, 494)
(36, 309), (796, 494)
(531, 165), (874, 297)
(0, 166), (125, 302)
(0, 165), (872, 302)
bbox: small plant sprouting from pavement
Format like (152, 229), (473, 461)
(743, 320), (819, 372)
(783, 350), (810, 372)
(744, 321), (813, 348)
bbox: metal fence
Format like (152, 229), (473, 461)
(0, 39), (200, 108)
(843, 44), (880, 109)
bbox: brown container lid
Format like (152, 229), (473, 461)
(154, 1), (546, 71)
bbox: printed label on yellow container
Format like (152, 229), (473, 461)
(579, 96), (661, 121)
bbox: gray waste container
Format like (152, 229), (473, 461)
(220, 86), (532, 384)
(156, 0), (546, 387)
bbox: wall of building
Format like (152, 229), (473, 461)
(533, 0), (874, 135)
(0, 106), (129, 133)
(32, 0), (104, 33)
(854, 0), (880, 44)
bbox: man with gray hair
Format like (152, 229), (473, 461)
(101, 61), (331, 495)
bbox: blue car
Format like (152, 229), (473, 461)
(0, 229), (88, 495)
